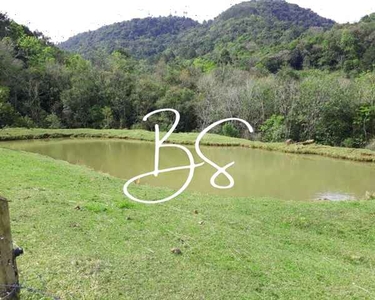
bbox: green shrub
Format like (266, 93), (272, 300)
(0, 102), (18, 128)
(260, 115), (286, 142)
(45, 113), (62, 129)
(222, 123), (240, 138)
(366, 140), (375, 151)
(16, 116), (36, 128)
(342, 138), (355, 148)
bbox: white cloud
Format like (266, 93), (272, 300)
(1, 0), (375, 42)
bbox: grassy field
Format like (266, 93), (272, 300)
(1, 127), (375, 163)
(1, 145), (375, 299)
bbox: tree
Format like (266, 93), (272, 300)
(62, 56), (101, 127)
(354, 104), (375, 142)
(219, 49), (232, 65)
(101, 106), (114, 129)
(132, 77), (165, 126)
(0, 39), (23, 86)
(260, 115), (286, 142)
(102, 51), (136, 128)
(156, 87), (197, 132)
(0, 86), (18, 127)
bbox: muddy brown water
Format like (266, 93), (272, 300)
(2, 138), (375, 201)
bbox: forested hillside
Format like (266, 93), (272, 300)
(261, 12), (375, 74)
(60, 1), (375, 74)
(1, 1), (375, 150)
(170, 0), (335, 63)
(60, 0), (335, 62)
(59, 16), (199, 60)
(0, 12), (68, 128)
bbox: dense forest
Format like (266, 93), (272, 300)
(60, 0), (335, 62)
(1, 0), (375, 150)
(60, 16), (200, 60)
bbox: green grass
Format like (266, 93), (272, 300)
(1, 147), (375, 299)
(1, 127), (375, 163)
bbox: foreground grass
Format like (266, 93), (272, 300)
(1, 147), (375, 299)
(1, 127), (375, 163)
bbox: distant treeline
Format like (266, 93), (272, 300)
(1, 2), (375, 149)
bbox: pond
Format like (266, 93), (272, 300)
(2, 138), (375, 201)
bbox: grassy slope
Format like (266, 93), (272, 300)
(1, 147), (375, 299)
(1, 128), (375, 163)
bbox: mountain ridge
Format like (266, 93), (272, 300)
(59, 16), (199, 59)
(59, 0), (336, 60)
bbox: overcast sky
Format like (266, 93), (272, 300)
(2, 0), (375, 43)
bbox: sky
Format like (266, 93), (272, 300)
(1, 0), (375, 43)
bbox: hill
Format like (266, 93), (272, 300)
(59, 16), (199, 59)
(260, 12), (375, 73)
(59, 0), (335, 60)
(217, 0), (334, 26)
(171, 0), (335, 64)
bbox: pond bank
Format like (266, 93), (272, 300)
(1, 128), (375, 163)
